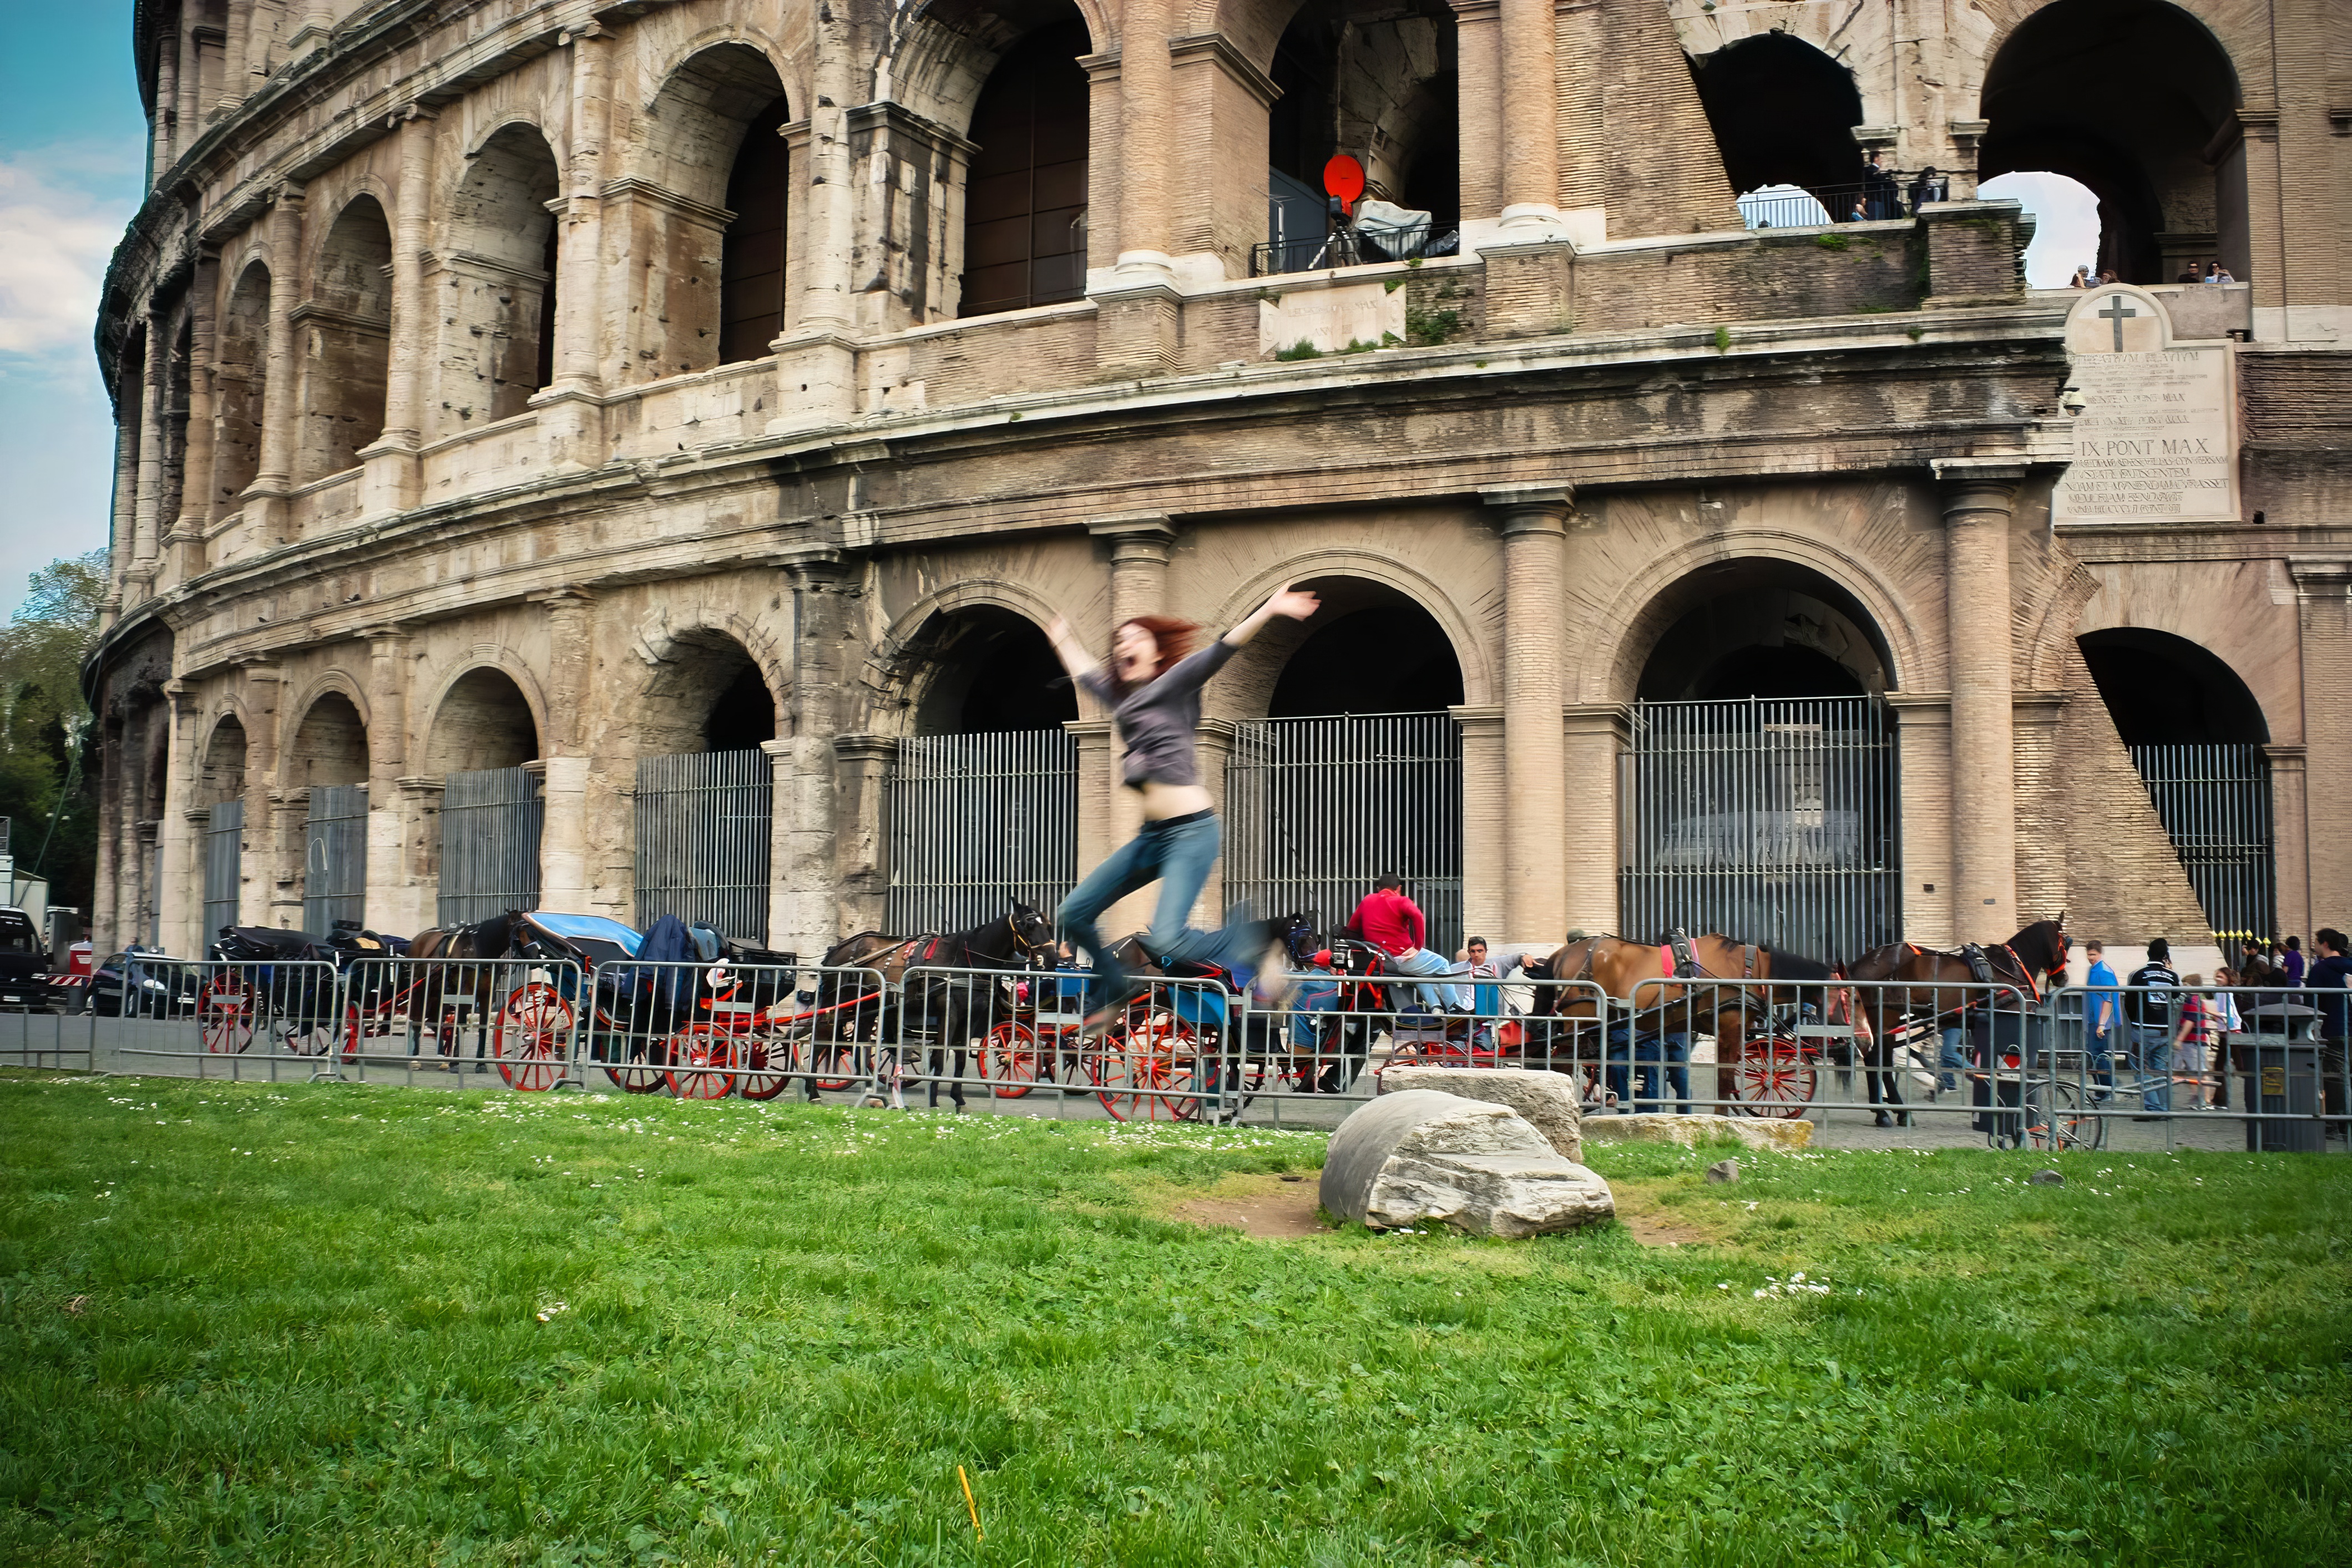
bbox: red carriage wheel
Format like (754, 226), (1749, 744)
(982, 1020), (1042, 1099)
(341, 1000), (364, 1060)
(1092, 1010), (1202, 1122)
(493, 982), (574, 1092)
(1733, 1033), (1817, 1119)
(199, 973), (257, 1054)
(735, 1029), (792, 1101)
(797, 1034), (856, 1093)
(665, 1025), (740, 1100)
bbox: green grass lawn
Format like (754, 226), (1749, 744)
(1, 1072), (2346, 1567)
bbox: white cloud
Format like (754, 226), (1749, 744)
(1980, 171), (2102, 289)
(0, 149), (138, 362)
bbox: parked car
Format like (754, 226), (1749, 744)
(88, 947), (202, 1018)
(0, 907), (52, 1011)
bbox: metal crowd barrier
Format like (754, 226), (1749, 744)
(0, 984), (94, 1070)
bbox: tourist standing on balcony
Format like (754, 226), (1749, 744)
(1863, 152), (1899, 220)
(1045, 585), (1319, 1035)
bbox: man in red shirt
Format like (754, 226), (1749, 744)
(1348, 874), (1464, 1013)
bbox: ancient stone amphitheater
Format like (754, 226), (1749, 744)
(89, 0), (2350, 968)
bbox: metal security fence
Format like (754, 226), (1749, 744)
(202, 800), (243, 940)
(635, 750), (773, 942)
(302, 783), (368, 934)
(1619, 696), (1901, 964)
(1224, 712), (1463, 953)
(885, 729), (1078, 935)
(438, 766), (543, 927)
(2127, 744), (2274, 941)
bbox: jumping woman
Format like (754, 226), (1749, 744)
(1046, 584), (1322, 1034)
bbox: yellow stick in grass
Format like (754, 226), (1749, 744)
(958, 1465), (983, 1540)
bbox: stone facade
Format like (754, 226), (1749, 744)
(88, 0), (2352, 964)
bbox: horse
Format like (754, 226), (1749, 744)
(815, 901), (1056, 1109)
(1521, 932), (1839, 1111)
(1842, 917), (2071, 1126)
(399, 911), (524, 1065)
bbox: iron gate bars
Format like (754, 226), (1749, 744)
(438, 766), (544, 927)
(2126, 744), (2275, 942)
(884, 729), (1079, 936)
(201, 799), (244, 941)
(635, 749), (773, 943)
(302, 783), (368, 934)
(1224, 712), (1464, 954)
(1618, 696), (1901, 965)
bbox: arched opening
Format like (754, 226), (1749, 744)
(884, 605), (1079, 932)
(444, 124), (561, 423)
(1263, 0), (1459, 272)
(911, 607), (1078, 735)
(1231, 577), (1465, 948)
(286, 692), (369, 788)
(199, 714), (248, 938)
(2076, 628), (2273, 939)
(1621, 559), (1900, 958)
(1981, 0), (2242, 285)
(296, 196), (392, 483)
(426, 667), (540, 774)
(1689, 34), (1866, 227)
(1981, 170), (2104, 287)
(214, 262), (270, 507)
(633, 628), (780, 940)
(958, 18), (1092, 317)
(200, 715), (247, 803)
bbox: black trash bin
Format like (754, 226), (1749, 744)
(1968, 1007), (2042, 1145)
(2244, 1037), (2324, 1152)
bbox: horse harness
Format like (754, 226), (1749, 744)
(1662, 929), (1758, 982)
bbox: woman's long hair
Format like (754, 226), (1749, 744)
(1109, 615), (1199, 696)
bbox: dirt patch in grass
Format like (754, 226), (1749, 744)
(1164, 1170), (1331, 1238)
(1610, 1177), (1733, 1248)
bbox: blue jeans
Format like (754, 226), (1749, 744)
(1939, 1026), (1967, 1092)
(1386, 947), (1468, 1013)
(2084, 1024), (2116, 1099)
(1606, 1028), (1691, 1113)
(1055, 813), (1239, 1007)
(2131, 1025), (2173, 1112)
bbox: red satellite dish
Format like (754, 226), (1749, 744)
(1322, 154), (1365, 214)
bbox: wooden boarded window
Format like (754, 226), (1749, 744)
(721, 96), (793, 363)
(959, 23), (1090, 318)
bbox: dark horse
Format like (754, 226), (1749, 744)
(1523, 932), (1838, 1110)
(816, 901), (1055, 1108)
(400, 911), (524, 1064)
(1843, 917), (2071, 1126)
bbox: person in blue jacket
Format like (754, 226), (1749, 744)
(2082, 940), (2121, 1101)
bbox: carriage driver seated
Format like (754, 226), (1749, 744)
(1347, 875), (1469, 1013)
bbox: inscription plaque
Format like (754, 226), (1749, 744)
(2052, 286), (2238, 525)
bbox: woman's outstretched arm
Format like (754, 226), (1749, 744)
(1221, 585), (1321, 648)
(1044, 615), (1102, 682)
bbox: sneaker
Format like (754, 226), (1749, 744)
(1251, 938), (1295, 1009)
(1079, 979), (1148, 1041)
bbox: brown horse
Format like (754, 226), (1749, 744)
(1526, 933), (1838, 1110)
(1842, 917), (2071, 1126)
(400, 911), (524, 1065)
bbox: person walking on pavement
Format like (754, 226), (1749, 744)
(1045, 585), (1320, 1035)
(2305, 928), (2352, 1134)
(2282, 934), (2306, 987)
(1348, 875), (1466, 1014)
(2127, 939), (2181, 1117)
(2205, 965), (2244, 1109)
(2083, 940), (2121, 1101)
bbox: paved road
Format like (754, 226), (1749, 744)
(4, 1007), (2336, 1157)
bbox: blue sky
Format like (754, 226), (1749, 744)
(0, 12), (146, 620)
(0, 16), (2101, 622)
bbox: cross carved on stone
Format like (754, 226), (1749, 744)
(2097, 294), (2138, 352)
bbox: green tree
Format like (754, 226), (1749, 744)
(0, 552), (108, 914)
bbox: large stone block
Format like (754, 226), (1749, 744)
(1321, 1089), (1615, 1238)
(1376, 1065), (1584, 1162)
(1580, 1112), (1814, 1152)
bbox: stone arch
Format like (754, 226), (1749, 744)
(1203, 551), (1496, 715)
(285, 688), (370, 789)
(440, 120), (562, 424)
(2056, 565), (2302, 747)
(1687, 31), (1865, 210)
(871, 578), (1077, 735)
(1582, 531), (1930, 706)
(636, 622), (787, 754)
(1978, 0), (2244, 283)
(214, 260), (271, 507)
(199, 710), (249, 803)
(295, 194), (393, 483)
(888, 0), (1110, 131)
(423, 663), (545, 775)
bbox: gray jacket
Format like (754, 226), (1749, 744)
(1078, 639), (1237, 788)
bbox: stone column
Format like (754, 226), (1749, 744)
(248, 183), (305, 544)
(129, 307), (172, 598)
(1446, 0), (1503, 222)
(530, 26), (610, 472)
(1889, 692), (1955, 947)
(2011, 689), (2068, 928)
(1065, 717), (1118, 935)
(1498, 0), (1558, 220)
(778, 557), (848, 958)
(363, 627), (412, 932)
(1451, 705), (1506, 942)
(1561, 703), (1625, 937)
(2290, 558), (2352, 924)
(398, 777), (446, 932)
(1936, 464), (2023, 939)
(535, 590), (595, 913)
(832, 736), (897, 938)
(1115, 0), (1173, 274)
(1484, 487), (1570, 939)
(1089, 514), (1175, 930)
(2266, 744), (2309, 940)
(169, 249), (221, 584)
(150, 32), (180, 179)
(156, 681), (204, 955)
(767, 13), (859, 435)
(358, 104), (435, 518)
(239, 662), (284, 929)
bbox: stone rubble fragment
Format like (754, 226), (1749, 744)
(1376, 1065), (1585, 1162)
(1321, 1089), (1614, 1238)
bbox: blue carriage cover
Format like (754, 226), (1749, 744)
(522, 912), (644, 957)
